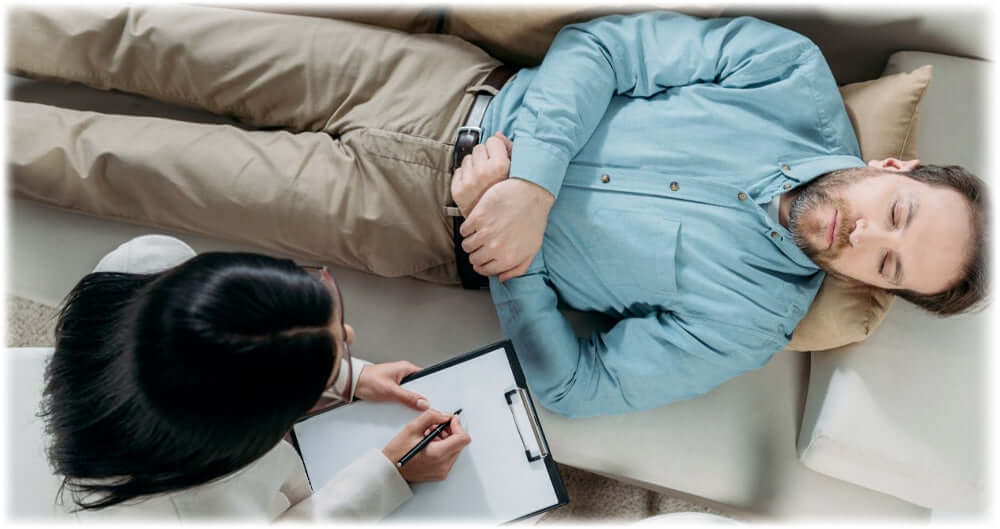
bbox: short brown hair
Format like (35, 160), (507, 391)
(891, 165), (990, 316)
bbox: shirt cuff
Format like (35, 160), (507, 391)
(349, 357), (371, 401)
(508, 137), (570, 200)
(488, 251), (550, 303)
(330, 357), (372, 402)
(375, 449), (413, 501)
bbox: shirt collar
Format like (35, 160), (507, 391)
(779, 154), (867, 184)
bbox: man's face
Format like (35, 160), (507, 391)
(788, 159), (972, 294)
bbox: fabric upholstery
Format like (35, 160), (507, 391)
(445, 5), (724, 67)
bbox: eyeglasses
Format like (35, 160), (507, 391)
(300, 265), (353, 406)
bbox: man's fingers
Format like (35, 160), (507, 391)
(498, 259), (532, 282)
(461, 232), (484, 254)
(480, 262), (503, 276)
(484, 136), (508, 162)
(460, 150), (476, 176)
(451, 167), (470, 215)
(495, 132), (513, 155)
(484, 139), (511, 177)
(468, 247), (493, 267)
(474, 258), (506, 277)
(459, 216), (477, 238)
(472, 144), (489, 166)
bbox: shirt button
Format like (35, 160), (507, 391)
(737, 192), (748, 201)
(601, 174), (611, 183)
(783, 183), (792, 190)
(771, 231), (779, 239)
(781, 164), (792, 172)
(670, 182), (680, 191)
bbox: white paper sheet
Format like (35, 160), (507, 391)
(293, 347), (560, 522)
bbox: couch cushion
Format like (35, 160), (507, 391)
(445, 5), (724, 67)
(441, 5), (994, 84)
(7, 347), (73, 520)
(717, 7), (991, 85)
(211, 4), (443, 34)
(797, 51), (991, 511)
(798, 300), (989, 511)
(786, 65), (932, 352)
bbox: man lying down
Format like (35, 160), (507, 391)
(449, 15), (991, 417)
(10, 9), (991, 418)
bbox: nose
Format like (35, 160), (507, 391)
(849, 218), (900, 249)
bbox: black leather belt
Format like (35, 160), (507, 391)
(450, 65), (517, 290)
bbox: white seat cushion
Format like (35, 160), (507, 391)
(798, 301), (989, 511)
(7, 347), (73, 520)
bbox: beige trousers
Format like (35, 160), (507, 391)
(8, 5), (503, 284)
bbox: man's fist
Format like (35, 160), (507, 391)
(451, 132), (513, 217)
(460, 178), (554, 281)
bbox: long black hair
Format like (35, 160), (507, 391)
(40, 252), (337, 510)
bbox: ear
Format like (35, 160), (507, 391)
(344, 323), (355, 346)
(867, 158), (921, 172)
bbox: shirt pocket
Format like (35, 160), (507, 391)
(584, 209), (680, 299)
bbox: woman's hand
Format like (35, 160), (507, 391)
(382, 409), (471, 482)
(355, 361), (429, 411)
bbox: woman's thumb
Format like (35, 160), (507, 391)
(396, 386), (429, 411)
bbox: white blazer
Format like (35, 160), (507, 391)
(69, 235), (412, 521)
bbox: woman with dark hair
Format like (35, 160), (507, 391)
(40, 235), (470, 521)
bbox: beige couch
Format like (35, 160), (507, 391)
(6, 4), (993, 521)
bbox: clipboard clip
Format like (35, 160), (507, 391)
(504, 388), (549, 462)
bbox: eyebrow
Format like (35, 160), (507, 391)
(893, 200), (917, 286)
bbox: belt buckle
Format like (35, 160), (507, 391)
(452, 125), (483, 170)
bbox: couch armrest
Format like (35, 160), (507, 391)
(797, 298), (989, 511)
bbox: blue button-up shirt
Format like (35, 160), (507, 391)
(480, 12), (865, 418)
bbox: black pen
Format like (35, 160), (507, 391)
(396, 409), (462, 468)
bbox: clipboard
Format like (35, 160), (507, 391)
(290, 340), (569, 523)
